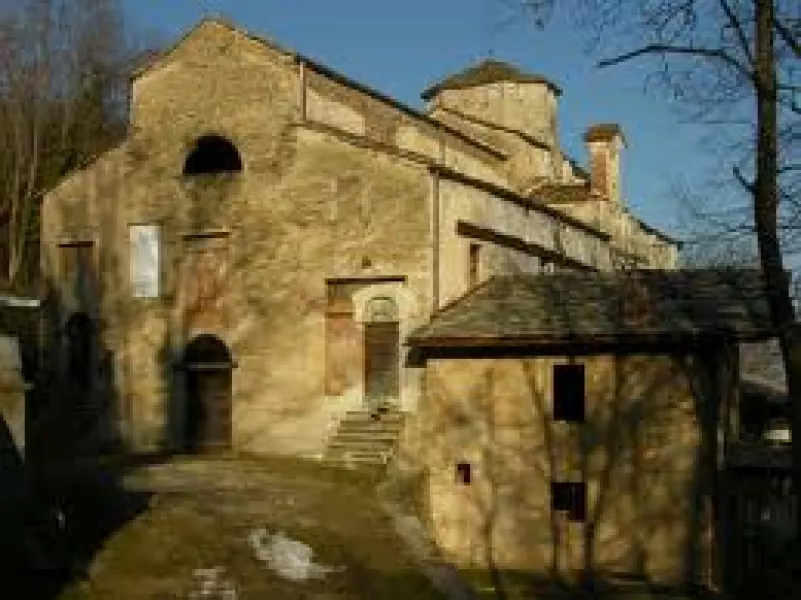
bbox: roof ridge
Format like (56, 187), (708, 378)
(429, 275), (504, 320)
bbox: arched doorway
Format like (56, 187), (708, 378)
(183, 334), (233, 452)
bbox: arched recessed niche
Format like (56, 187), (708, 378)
(183, 134), (242, 175)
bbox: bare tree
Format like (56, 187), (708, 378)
(0, 0), (145, 291)
(511, 0), (801, 552)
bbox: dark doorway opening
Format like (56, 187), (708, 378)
(183, 334), (233, 452)
(66, 312), (93, 388)
(183, 135), (242, 175)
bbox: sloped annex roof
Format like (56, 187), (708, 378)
(409, 269), (773, 348)
(422, 58), (562, 101)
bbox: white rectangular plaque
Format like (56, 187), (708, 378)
(130, 224), (160, 298)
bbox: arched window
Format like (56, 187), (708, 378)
(365, 297), (399, 322)
(183, 135), (242, 175)
(364, 297), (400, 407)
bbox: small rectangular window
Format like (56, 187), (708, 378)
(551, 481), (586, 522)
(455, 462), (472, 485)
(468, 243), (480, 288)
(130, 224), (160, 298)
(553, 364), (585, 422)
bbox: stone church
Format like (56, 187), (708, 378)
(41, 18), (773, 588)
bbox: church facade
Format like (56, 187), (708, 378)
(41, 17), (679, 457)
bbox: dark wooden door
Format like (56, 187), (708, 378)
(364, 321), (399, 403)
(185, 366), (232, 452)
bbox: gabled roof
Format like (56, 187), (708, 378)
(422, 58), (562, 101)
(130, 17), (506, 160)
(409, 269), (773, 349)
(131, 16), (294, 80)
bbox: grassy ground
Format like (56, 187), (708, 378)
(18, 454), (447, 599)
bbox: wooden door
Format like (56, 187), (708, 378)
(183, 335), (232, 452)
(185, 367), (232, 451)
(364, 321), (400, 403)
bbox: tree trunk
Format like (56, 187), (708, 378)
(752, 0), (801, 551)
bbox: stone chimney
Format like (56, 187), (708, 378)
(583, 124), (626, 203)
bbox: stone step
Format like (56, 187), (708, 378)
(327, 440), (397, 453)
(342, 410), (405, 424)
(334, 451), (390, 465)
(325, 410), (405, 467)
(327, 444), (398, 458)
(335, 421), (405, 435)
(331, 430), (401, 442)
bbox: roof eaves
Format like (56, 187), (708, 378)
(409, 328), (776, 349)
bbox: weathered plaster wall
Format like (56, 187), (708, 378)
(429, 106), (556, 190)
(434, 83), (558, 148)
(42, 20), (433, 456)
(436, 177), (613, 306)
(303, 68), (506, 186)
(543, 200), (679, 269)
(401, 351), (730, 586)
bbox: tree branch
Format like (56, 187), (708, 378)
(718, 0), (753, 65)
(733, 165), (755, 193)
(597, 43), (753, 82)
(774, 16), (801, 59)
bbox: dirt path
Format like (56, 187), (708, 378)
(55, 456), (447, 600)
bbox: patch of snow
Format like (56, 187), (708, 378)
(247, 528), (343, 582)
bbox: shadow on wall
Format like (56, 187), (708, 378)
(10, 274), (154, 599)
(0, 415), (27, 551)
(33, 276), (123, 465)
(408, 342), (736, 600)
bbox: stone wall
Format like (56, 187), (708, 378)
(432, 83), (558, 148)
(401, 349), (735, 586)
(544, 200), (679, 269)
(42, 20), (435, 455)
(435, 176), (613, 306)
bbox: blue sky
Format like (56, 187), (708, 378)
(122, 0), (725, 238)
